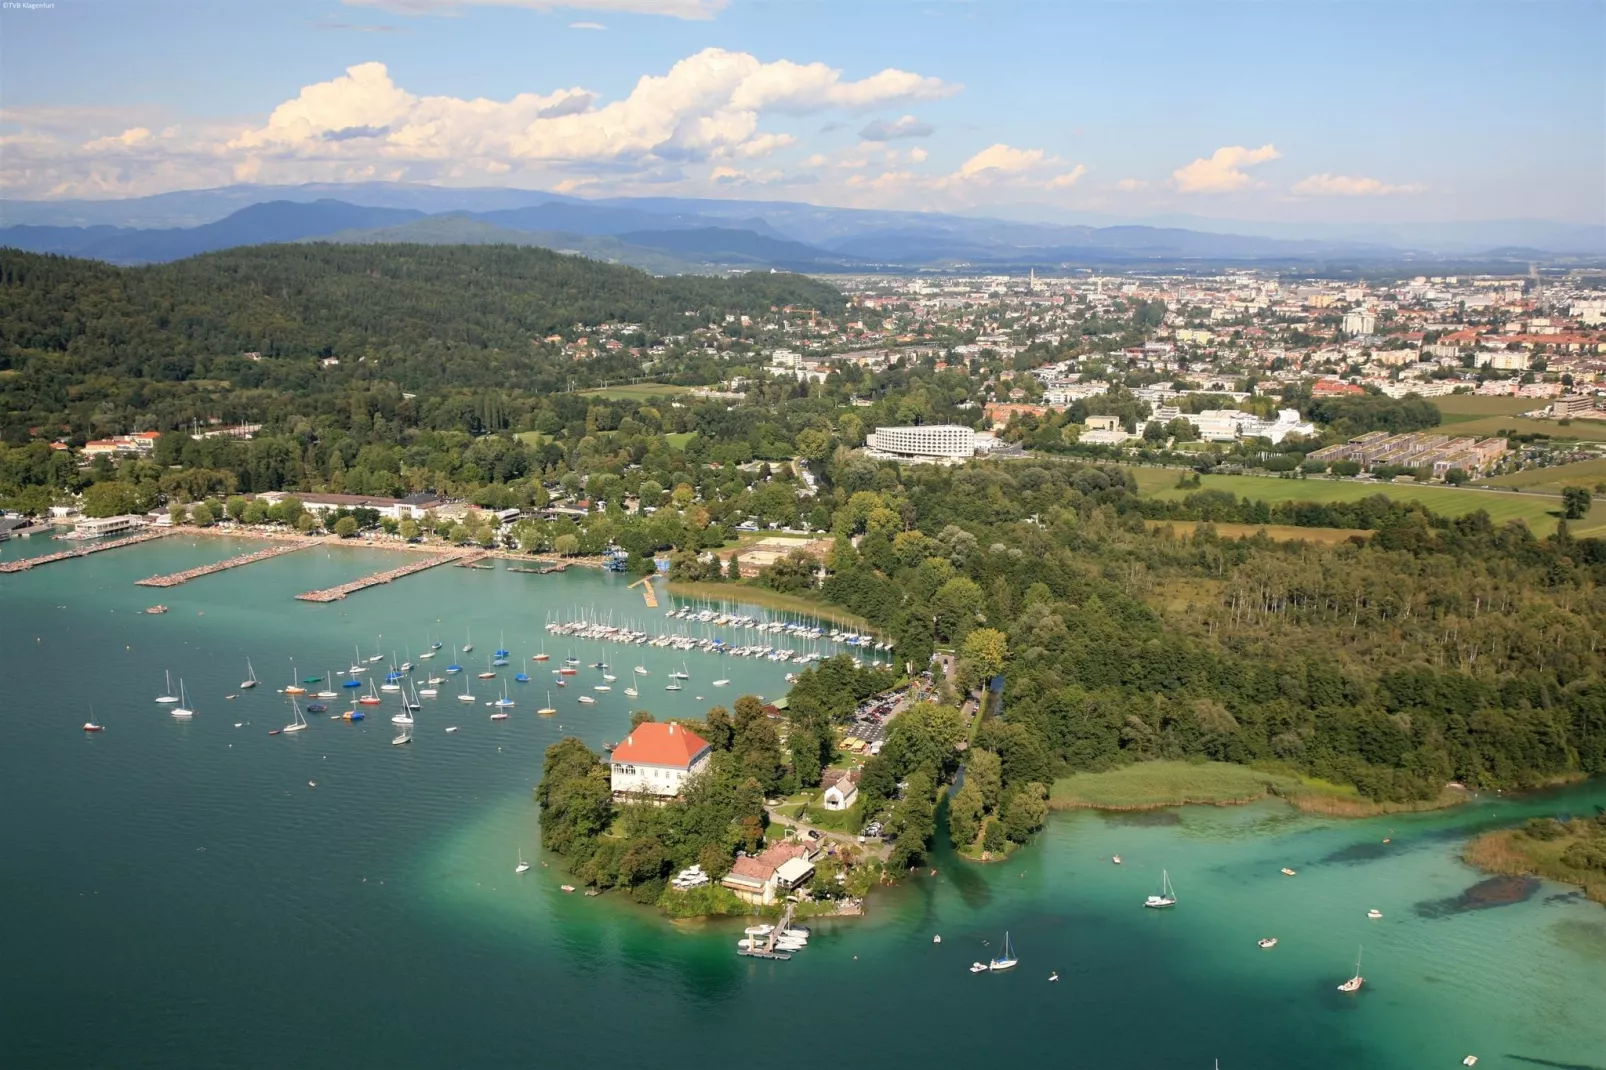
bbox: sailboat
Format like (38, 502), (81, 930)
(419, 633), (437, 660)
(83, 713), (105, 732)
(515, 850), (531, 875)
(670, 662), (690, 680)
(665, 680), (683, 691)
(368, 635), (386, 662)
(156, 670), (179, 704)
(171, 679), (195, 719)
(462, 629), (473, 654)
(1144, 869), (1177, 909)
(316, 671), (338, 700)
(358, 680), (382, 705)
(532, 640), (550, 663)
(282, 696), (308, 734)
(284, 664), (306, 695)
(493, 634), (510, 666)
(457, 671), (475, 704)
(624, 685), (639, 698)
(537, 692), (557, 716)
(1337, 946), (1364, 992)
(988, 931), (1018, 971)
(712, 677), (730, 687)
(240, 659), (260, 690)
(403, 682), (422, 710)
(633, 664), (649, 676)
(493, 679), (515, 711)
(392, 699), (413, 744)
(478, 655), (496, 680)
(446, 647), (463, 675)
(392, 700), (414, 725)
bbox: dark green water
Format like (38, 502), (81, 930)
(4, 535), (1605, 1069)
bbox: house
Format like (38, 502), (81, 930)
(720, 841), (815, 905)
(821, 768), (860, 811)
(608, 722), (712, 800)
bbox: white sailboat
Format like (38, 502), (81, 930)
(457, 670), (475, 704)
(988, 931), (1018, 971)
(1337, 946), (1364, 992)
(282, 696), (308, 733)
(171, 679), (195, 719)
(240, 659), (259, 690)
(462, 628), (473, 654)
(624, 685), (639, 697)
(537, 692), (557, 716)
(317, 670), (338, 700)
(368, 635), (386, 662)
(156, 670), (179, 704)
(392, 699), (413, 744)
(515, 850), (531, 875)
(712, 678), (730, 687)
(1144, 869), (1177, 909)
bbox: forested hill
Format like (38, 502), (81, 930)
(0, 244), (842, 438)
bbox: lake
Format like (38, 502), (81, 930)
(4, 534), (1604, 1069)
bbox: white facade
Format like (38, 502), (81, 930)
(1342, 309), (1377, 336)
(866, 424), (977, 460)
(73, 514), (146, 538)
(609, 756), (709, 798)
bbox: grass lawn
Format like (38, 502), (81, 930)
(1149, 520), (1369, 545)
(664, 431), (694, 449)
(513, 431), (552, 446)
(577, 383), (692, 400)
(1050, 761), (1301, 810)
(1487, 457), (1606, 495)
(1144, 472), (1599, 536)
(1436, 414), (1606, 442)
(665, 580), (874, 630)
(1433, 394), (1538, 417)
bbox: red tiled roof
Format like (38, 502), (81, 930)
(728, 857), (773, 881)
(610, 722), (709, 769)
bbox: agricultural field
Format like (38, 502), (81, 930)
(1487, 457), (1606, 495)
(1438, 414), (1606, 441)
(1432, 394), (1538, 418)
(1136, 470), (1606, 537)
(1049, 761), (1301, 810)
(1148, 520), (1369, 545)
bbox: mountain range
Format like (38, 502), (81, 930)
(2, 183), (1602, 272)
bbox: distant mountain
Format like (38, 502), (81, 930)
(312, 214), (705, 274)
(615, 227), (861, 270)
(0, 200), (423, 264)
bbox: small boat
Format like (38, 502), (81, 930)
(969, 963), (987, 974)
(308, 781), (316, 788)
(240, 659), (260, 690)
(988, 931), (1018, 971)
(490, 711), (509, 721)
(1048, 971), (1059, 982)
(712, 678), (730, 687)
(307, 703), (328, 713)
(83, 719), (104, 732)
(1112, 855), (1122, 864)
(445, 726), (459, 733)
(1336, 946), (1364, 992)
(516, 850), (530, 875)
(1281, 867), (1297, 877)
(343, 678), (362, 689)
(1258, 938), (1278, 949)
(477, 671), (496, 680)
(932, 934), (942, 944)
(624, 687), (639, 697)
(156, 670), (180, 704)
(172, 679), (195, 719)
(391, 731), (411, 745)
(560, 884), (575, 893)
(1144, 869), (1177, 909)
(1367, 909), (1383, 919)
(1463, 1057), (1478, 1067)
(145, 604), (168, 614)
(593, 684), (611, 693)
(268, 728), (282, 736)
(578, 695), (596, 705)
(282, 697), (309, 734)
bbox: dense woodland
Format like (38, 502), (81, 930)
(6, 244), (1604, 882)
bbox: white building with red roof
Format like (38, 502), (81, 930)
(608, 722), (711, 800)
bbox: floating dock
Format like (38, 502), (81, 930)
(0, 530), (167, 573)
(294, 551), (484, 602)
(135, 541), (311, 587)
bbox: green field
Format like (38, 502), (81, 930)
(1050, 761), (1301, 810)
(577, 383), (692, 400)
(1433, 394), (1537, 417)
(1436, 414), (1606, 442)
(1488, 457), (1606, 495)
(1140, 471), (1604, 536)
(514, 431), (552, 446)
(665, 432), (694, 449)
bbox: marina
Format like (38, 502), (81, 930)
(135, 540), (313, 587)
(295, 550), (486, 602)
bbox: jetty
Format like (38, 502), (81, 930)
(0, 530), (167, 573)
(295, 550), (485, 602)
(508, 562), (567, 575)
(630, 575), (659, 608)
(738, 901), (797, 960)
(135, 541), (311, 587)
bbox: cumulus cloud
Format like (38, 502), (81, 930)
(954, 142), (1044, 179)
(82, 127), (156, 152)
(1291, 172), (1425, 196)
(1172, 143), (1280, 193)
(345, 0), (727, 19)
(1115, 177), (1148, 192)
(858, 114), (933, 141)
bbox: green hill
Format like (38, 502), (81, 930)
(312, 216), (704, 275)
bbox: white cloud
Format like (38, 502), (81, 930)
(1172, 143), (1280, 193)
(858, 114), (933, 141)
(1047, 164), (1087, 189)
(82, 127), (156, 152)
(1291, 172), (1425, 196)
(955, 142), (1045, 180)
(1115, 177), (1148, 192)
(907, 146), (927, 163)
(569, 21), (607, 29)
(345, 0), (726, 20)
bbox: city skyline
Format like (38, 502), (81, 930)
(1, 0), (1602, 226)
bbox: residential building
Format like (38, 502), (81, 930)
(1342, 309), (1377, 336)
(821, 769), (859, 811)
(1551, 393), (1599, 419)
(720, 841), (815, 905)
(608, 722), (712, 800)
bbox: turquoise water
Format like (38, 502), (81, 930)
(4, 535), (1605, 1069)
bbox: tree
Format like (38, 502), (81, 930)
(398, 518), (420, 541)
(334, 515), (359, 538)
(948, 780), (984, 848)
(960, 628), (1009, 683)
(225, 495), (248, 521)
(553, 533), (580, 556)
(885, 701), (965, 780)
(886, 770), (936, 868)
(982, 817), (1006, 853)
(189, 502), (215, 527)
(967, 748), (1003, 812)
(80, 481), (138, 518)
(168, 502), (189, 525)
(932, 576), (984, 643)
(725, 553), (743, 580)
(1002, 782), (1049, 842)
(1563, 486), (1592, 520)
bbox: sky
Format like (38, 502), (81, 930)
(1, 0), (1602, 224)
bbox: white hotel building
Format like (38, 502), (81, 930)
(865, 424), (978, 462)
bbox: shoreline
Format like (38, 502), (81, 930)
(666, 580), (874, 632)
(1462, 822), (1606, 906)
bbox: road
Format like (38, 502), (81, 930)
(765, 804), (890, 861)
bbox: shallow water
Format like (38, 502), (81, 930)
(4, 535), (1603, 1069)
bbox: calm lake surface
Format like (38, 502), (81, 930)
(4, 534), (1605, 1070)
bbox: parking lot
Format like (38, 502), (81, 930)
(842, 684), (917, 748)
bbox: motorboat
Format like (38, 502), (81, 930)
(1367, 909), (1383, 919)
(445, 726), (458, 733)
(1258, 938), (1278, 949)
(969, 963), (987, 974)
(83, 720), (104, 732)
(1112, 855), (1122, 864)
(1281, 867), (1297, 876)
(578, 695), (596, 705)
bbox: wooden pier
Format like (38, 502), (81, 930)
(294, 551), (485, 602)
(135, 541), (311, 587)
(0, 530), (167, 574)
(630, 575), (659, 608)
(737, 901), (797, 960)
